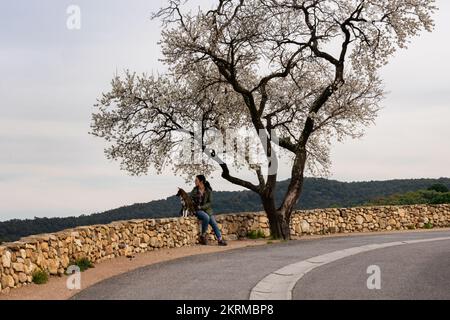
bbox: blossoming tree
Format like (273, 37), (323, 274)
(91, 0), (436, 239)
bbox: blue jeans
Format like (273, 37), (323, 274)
(196, 210), (222, 240)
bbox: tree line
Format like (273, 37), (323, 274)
(1, 177), (449, 244)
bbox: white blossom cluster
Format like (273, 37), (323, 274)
(90, 0), (435, 190)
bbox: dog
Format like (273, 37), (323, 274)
(176, 188), (197, 217)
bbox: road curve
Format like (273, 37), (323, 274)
(71, 229), (450, 300)
(292, 238), (450, 300)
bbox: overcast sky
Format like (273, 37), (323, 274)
(1, 0), (449, 221)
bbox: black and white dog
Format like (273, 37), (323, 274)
(176, 188), (196, 217)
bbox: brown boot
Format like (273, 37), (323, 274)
(199, 234), (208, 245)
(218, 239), (228, 246)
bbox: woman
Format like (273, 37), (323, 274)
(191, 175), (227, 246)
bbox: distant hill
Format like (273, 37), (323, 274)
(1, 177), (449, 243)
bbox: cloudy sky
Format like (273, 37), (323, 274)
(1, 0), (449, 221)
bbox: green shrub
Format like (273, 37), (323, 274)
(70, 257), (94, 272)
(247, 229), (266, 239)
(247, 230), (258, 239)
(32, 270), (49, 284)
(424, 222), (434, 229)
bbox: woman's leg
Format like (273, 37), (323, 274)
(196, 210), (210, 235)
(208, 215), (222, 240)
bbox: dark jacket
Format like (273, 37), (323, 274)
(190, 186), (213, 215)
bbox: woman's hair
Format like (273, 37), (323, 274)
(196, 174), (212, 191)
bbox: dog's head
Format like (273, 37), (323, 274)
(176, 188), (187, 207)
(175, 187), (184, 197)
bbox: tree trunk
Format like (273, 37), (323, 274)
(262, 151), (307, 240)
(261, 194), (291, 240)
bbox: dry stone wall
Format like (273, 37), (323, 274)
(1, 204), (449, 293)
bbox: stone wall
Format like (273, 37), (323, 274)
(289, 204), (450, 236)
(1, 204), (449, 293)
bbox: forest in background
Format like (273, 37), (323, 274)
(1, 177), (449, 244)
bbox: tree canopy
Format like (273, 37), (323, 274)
(90, 0), (436, 238)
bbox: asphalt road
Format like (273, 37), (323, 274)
(292, 238), (450, 299)
(72, 229), (450, 300)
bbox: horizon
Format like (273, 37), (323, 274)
(1, 1), (449, 221)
